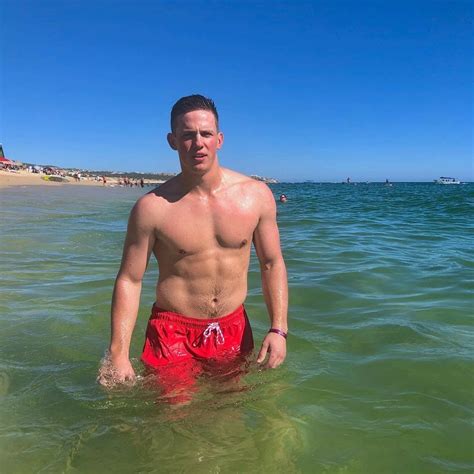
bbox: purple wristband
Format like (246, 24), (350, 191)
(268, 328), (288, 339)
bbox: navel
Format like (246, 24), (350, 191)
(240, 239), (248, 248)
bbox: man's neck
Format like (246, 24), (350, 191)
(179, 163), (225, 196)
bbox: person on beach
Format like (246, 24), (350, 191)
(98, 94), (288, 390)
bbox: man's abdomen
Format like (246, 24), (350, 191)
(155, 268), (249, 319)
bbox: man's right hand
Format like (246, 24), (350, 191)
(97, 353), (136, 388)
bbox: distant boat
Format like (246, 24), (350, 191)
(435, 177), (460, 185)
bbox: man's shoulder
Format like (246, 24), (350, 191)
(134, 188), (161, 210)
(223, 168), (272, 194)
(135, 176), (181, 208)
(130, 179), (177, 223)
(222, 168), (275, 212)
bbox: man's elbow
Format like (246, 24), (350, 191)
(259, 256), (286, 273)
(115, 271), (143, 287)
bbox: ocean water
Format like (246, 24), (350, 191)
(0, 182), (472, 473)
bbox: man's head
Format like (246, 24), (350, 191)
(167, 94), (224, 175)
(170, 94), (219, 133)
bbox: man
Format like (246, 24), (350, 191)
(99, 94), (288, 387)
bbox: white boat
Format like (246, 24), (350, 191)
(435, 177), (460, 185)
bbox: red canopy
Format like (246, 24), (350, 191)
(0, 156), (14, 165)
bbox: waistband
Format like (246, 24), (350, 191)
(150, 304), (246, 328)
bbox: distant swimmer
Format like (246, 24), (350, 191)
(98, 94), (288, 395)
(279, 194), (288, 203)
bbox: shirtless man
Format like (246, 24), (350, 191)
(100, 95), (288, 386)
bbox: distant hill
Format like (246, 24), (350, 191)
(80, 170), (177, 181)
(84, 171), (278, 183)
(21, 162), (278, 183)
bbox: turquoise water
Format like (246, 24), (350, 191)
(0, 182), (473, 473)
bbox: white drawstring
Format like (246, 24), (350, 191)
(202, 322), (225, 345)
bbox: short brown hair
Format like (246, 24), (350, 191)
(170, 94), (219, 132)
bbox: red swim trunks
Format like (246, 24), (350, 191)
(141, 304), (254, 402)
(141, 304), (254, 367)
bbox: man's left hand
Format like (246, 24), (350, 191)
(256, 332), (287, 368)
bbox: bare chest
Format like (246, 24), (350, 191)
(156, 199), (259, 255)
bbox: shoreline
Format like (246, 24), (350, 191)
(0, 169), (162, 189)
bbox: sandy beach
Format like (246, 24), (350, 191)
(0, 169), (159, 189)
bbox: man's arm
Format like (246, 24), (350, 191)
(252, 184), (288, 368)
(98, 196), (156, 385)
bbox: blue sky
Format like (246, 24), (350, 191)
(1, 0), (472, 182)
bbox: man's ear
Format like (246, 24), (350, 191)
(167, 133), (177, 150)
(217, 131), (224, 150)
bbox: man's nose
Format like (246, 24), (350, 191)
(194, 133), (203, 147)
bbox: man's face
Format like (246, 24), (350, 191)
(167, 110), (224, 175)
